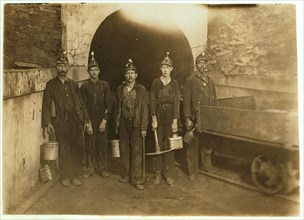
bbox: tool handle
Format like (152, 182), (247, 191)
(153, 129), (161, 152)
(142, 136), (145, 182)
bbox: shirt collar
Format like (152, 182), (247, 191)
(57, 76), (70, 84)
(122, 81), (139, 89)
(194, 71), (209, 80)
(89, 78), (100, 84)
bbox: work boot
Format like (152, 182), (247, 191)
(188, 174), (196, 181)
(101, 171), (110, 178)
(71, 178), (82, 186)
(135, 184), (145, 190)
(164, 174), (174, 186)
(61, 179), (72, 187)
(82, 174), (90, 179)
(153, 171), (161, 185)
(119, 176), (129, 183)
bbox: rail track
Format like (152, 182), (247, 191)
(175, 162), (299, 204)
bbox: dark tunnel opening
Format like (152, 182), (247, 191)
(89, 9), (194, 92)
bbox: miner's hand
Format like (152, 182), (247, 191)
(99, 119), (107, 133)
(171, 119), (178, 133)
(47, 124), (55, 134)
(141, 130), (147, 138)
(151, 115), (158, 131)
(84, 122), (93, 135)
(185, 118), (194, 131)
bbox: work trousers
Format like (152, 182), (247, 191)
(153, 122), (175, 176)
(53, 119), (84, 179)
(84, 120), (108, 174)
(187, 132), (212, 176)
(119, 118), (144, 184)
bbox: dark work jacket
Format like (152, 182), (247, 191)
(42, 77), (89, 127)
(80, 79), (111, 124)
(150, 77), (181, 119)
(183, 71), (217, 132)
(115, 82), (149, 131)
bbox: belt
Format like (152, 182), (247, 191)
(158, 103), (173, 108)
(123, 115), (134, 121)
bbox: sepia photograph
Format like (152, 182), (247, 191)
(1, 0), (303, 219)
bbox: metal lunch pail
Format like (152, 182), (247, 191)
(42, 141), (59, 160)
(110, 139), (120, 157)
(168, 133), (183, 150)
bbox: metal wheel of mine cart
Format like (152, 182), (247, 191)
(251, 154), (286, 194)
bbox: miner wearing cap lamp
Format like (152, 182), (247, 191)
(183, 50), (218, 181)
(150, 52), (181, 186)
(115, 59), (148, 190)
(80, 51), (111, 179)
(42, 51), (90, 187)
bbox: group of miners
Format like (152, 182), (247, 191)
(42, 49), (217, 191)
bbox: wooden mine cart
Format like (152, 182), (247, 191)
(199, 96), (299, 194)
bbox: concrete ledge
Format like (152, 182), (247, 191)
(3, 68), (54, 99)
(13, 175), (59, 214)
(3, 66), (88, 100)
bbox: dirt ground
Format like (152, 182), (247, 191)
(24, 149), (300, 217)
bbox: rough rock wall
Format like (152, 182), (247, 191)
(4, 4), (62, 69)
(207, 4), (297, 79)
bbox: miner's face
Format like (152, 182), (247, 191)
(160, 65), (173, 77)
(196, 60), (208, 73)
(88, 66), (100, 80)
(125, 70), (137, 83)
(56, 63), (69, 76)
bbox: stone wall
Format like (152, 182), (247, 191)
(206, 4), (298, 111)
(207, 4), (297, 79)
(3, 3), (62, 69)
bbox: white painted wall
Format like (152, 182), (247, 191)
(2, 67), (87, 212)
(3, 93), (44, 212)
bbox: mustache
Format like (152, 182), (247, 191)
(58, 71), (67, 73)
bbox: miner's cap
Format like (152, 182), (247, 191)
(125, 58), (137, 72)
(57, 51), (69, 65)
(88, 51), (99, 70)
(160, 52), (173, 67)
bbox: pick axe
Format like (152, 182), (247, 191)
(145, 129), (173, 156)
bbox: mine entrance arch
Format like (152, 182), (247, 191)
(89, 9), (194, 91)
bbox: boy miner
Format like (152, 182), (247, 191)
(150, 52), (181, 186)
(42, 51), (90, 187)
(115, 59), (148, 190)
(80, 51), (111, 178)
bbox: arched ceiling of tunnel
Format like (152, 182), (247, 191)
(89, 9), (194, 91)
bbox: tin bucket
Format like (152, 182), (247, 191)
(183, 129), (196, 145)
(42, 141), (59, 160)
(168, 134), (183, 150)
(110, 139), (120, 157)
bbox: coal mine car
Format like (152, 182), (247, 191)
(199, 95), (299, 194)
